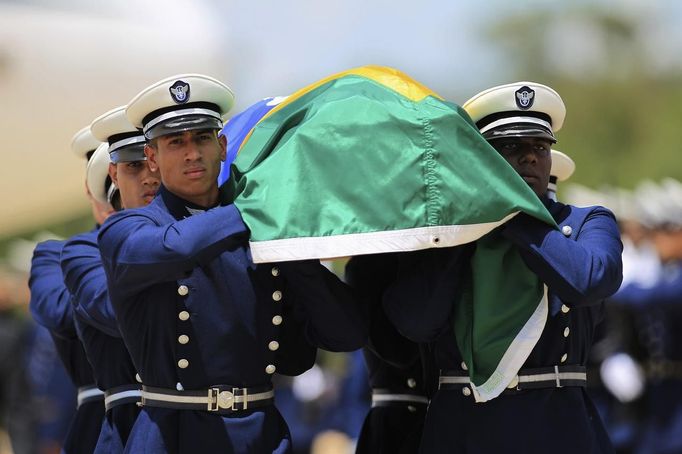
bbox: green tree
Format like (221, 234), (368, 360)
(484, 6), (682, 189)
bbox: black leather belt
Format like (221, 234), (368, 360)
(371, 388), (429, 408)
(77, 385), (105, 408)
(439, 365), (587, 393)
(104, 384), (142, 412)
(140, 384), (274, 414)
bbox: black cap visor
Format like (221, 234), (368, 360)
(110, 143), (147, 164)
(484, 124), (556, 143)
(145, 115), (223, 140)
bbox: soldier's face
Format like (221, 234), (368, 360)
(490, 137), (552, 198)
(146, 130), (226, 206)
(109, 160), (160, 209)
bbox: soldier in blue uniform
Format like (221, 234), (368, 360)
(28, 128), (112, 454)
(98, 74), (367, 454)
(382, 82), (623, 453)
(344, 149), (577, 454)
(61, 106), (161, 454)
(345, 253), (431, 454)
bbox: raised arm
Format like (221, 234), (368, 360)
(381, 245), (474, 343)
(346, 253), (420, 368)
(61, 230), (120, 338)
(28, 240), (75, 337)
(97, 204), (249, 296)
(501, 207), (623, 306)
(278, 260), (369, 352)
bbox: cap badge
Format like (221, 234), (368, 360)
(169, 81), (190, 104)
(515, 86), (535, 110)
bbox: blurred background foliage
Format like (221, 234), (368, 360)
(2, 2), (681, 263)
(483, 7), (682, 188)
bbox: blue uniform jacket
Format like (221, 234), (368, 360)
(383, 200), (623, 454)
(61, 229), (141, 454)
(97, 186), (367, 454)
(29, 239), (104, 454)
(346, 253), (430, 454)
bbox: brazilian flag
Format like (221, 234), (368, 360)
(218, 96), (287, 185)
(225, 65), (557, 402)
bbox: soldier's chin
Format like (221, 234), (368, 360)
(522, 180), (544, 197)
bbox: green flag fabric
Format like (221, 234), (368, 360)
(455, 232), (549, 401)
(225, 65), (556, 401)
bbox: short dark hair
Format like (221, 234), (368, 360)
(147, 138), (158, 149)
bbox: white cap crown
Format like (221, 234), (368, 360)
(126, 74), (234, 139)
(71, 126), (102, 160)
(463, 81), (566, 143)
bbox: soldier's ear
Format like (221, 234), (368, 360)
(218, 134), (227, 162)
(145, 144), (158, 172)
(108, 163), (118, 185)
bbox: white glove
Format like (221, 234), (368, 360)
(600, 353), (645, 403)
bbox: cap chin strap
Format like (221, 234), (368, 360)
(107, 184), (119, 205)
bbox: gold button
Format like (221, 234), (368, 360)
(461, 361), (468, 371)
(135, 373), (142, 383)
(563, 327), (570, 338)
(268, 341), (280, 351)
(178, 335), (189, 345)
(178, 359), (189, 369)
(178, 311), (190, 321)
(272, 315), (283, 326)
(407, 378), (417, 389)
(272, 290), (283, 301)
(271, 266), (280, 277)
(177, 285), (189, 296)
(561, 304), (570, 314)
(265, 364), (276, 374)
(561, 353), (568, 363)
(462, 387), (471, 396)
(561, 225), (573, 236)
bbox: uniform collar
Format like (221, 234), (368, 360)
(540, 195), (563, 213)
(159, 185), (221, 220)
(539, 195), (553, 208)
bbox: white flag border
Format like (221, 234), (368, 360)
(248, 212), (519, 263)
(470, 285), (549, 402)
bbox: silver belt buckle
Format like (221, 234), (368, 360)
(507, 375), (519, 390)
(208, 387), (238, 411)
